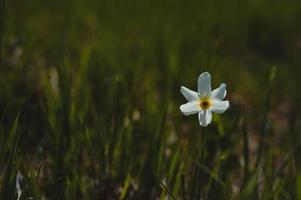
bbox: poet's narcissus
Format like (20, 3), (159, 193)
(180, 72), (229, 127)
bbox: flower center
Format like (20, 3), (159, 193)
(199, 98), (211, 110)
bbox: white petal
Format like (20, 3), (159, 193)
(211, 83), (227, 100)
(210, 100), (229, 114)
(180, 101), (200, 116)
(198, 72), (211, 97)
(180, 86), (199, 101)
(198, 110), (212, 126)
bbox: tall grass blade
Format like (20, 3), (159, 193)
(256, 66), (277, 167)
(0, 114), (20, 200)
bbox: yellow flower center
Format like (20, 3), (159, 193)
(199, 98), (211, 110)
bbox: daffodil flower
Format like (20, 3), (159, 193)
(180, 72), (229, 127)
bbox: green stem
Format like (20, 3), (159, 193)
(196, 127), (207, 199)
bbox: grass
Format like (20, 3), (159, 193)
(1, 0), (301, 199)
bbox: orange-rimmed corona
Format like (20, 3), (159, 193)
(199, 98), (211, 110)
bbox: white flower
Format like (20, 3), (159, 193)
(180, 72), (229, 127)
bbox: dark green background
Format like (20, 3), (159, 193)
(0, 0), (301, 199)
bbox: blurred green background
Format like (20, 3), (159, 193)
(1, 0), (301, 199)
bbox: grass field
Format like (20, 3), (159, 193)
(1, 0), (301, 199)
